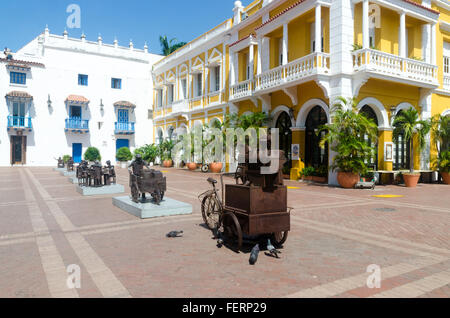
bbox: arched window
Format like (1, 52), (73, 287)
(360, 105), (379, 170)
(168, 126), (175, 141)
(275, 112), (292, 171)
(393, 110), (411, 171)
(157, 129), (164, 145)
(305, 106), (328, 168)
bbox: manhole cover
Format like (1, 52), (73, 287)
(374, 208), (397, 212)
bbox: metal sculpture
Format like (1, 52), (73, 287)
(56, 157), (65, 169)
(103, 160), (117, 186)
(128, 155), (167, 205)
(199, 134), (291, 250)
(77, 161), (90, 187)
(67, 157), (74, 172)
(89, 161), (103, 187)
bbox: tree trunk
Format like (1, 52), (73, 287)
(410, 139), (414, 173)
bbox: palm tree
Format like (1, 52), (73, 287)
(431, 114), (450, 154)
(393, 108), (431, 173)
(159, 36), (187, 56)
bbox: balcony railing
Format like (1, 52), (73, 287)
(65, 118), (89, 130)
(230, 79), (253, 101)
(352, 48), (438, 85)
(7, 116), (32, 130)
(255, 52), (330, 92)
(443, 74), (450, 91)
(172, 99), (189, 113)
(115, 122), (135, 134)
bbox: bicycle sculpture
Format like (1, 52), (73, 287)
(67, 157), (74, 172)
(199, 135), (291, 250)
(128, 155), (167, 205)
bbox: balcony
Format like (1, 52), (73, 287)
(115, 122), (135, 135)
(7, 116), (32, 132)
(65, 118), (89, 134)
(230, 80), (253, 102)
(352, 49), (439, 88)
(255, 53), (330, 94)
(172, 99), (189, 114)
(443, 74), (450, 91)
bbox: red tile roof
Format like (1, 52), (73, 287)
(403, 0), (439, 14)
(230, 34), (254, 48)
(0, 58), (44, 67)
(5, 91), (33, 99)
(65, 95), (89, 103)
(114, 101), (136, 108)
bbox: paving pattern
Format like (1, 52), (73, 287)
(0, 166), (449, 298)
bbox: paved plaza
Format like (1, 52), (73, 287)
(0, 166), (449, 298)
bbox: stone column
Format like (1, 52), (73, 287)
(399, 11), (407, 58)
(315, 4), (322, 53)
(249, 43), (255, 80)
(282, 23), (288, 65)
(362, 0), (369, 49)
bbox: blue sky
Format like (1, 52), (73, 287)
(0, 0), (253, 55)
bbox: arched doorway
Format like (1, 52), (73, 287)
(305, 106), (328, 168)
(275, 112), (292, 172)
(360, 105), (379, 170)
(393, 110), (411, 171)
(157, 129), (164, 145)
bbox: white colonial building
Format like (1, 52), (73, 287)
(0, 27), (162, 166)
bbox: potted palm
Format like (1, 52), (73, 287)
(393, 108), (431, 188)
(116, 147), (132, 168)
(431, 115), (450, 184)
(160, 140), (175, 168)
(319, 97), (378, 189)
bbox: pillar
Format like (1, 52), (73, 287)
(282, 23), (288, 65)
(362, 0), (369, 49)
(249, 43), (255, 80)
(315, 4), (322, 53)
(399, 11), (406, 58)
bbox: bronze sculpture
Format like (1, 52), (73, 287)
(76, 160), (118, 188)
(67, 157), (74, 172)
(128, 155), (167, 205)
(103, 161), (116, 186)
(56, 157), (65, 169)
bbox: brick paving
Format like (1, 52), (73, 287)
(0, 166), (448, 298)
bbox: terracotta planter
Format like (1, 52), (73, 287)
(302, 176), (313, 181)
(313, 176), (327, 184)
(441, 172), (450, 185)
(210, 162), (223, 173)
(163, 160), (173, 168)
(187, 162), (197, 171)
(337, 172), (359, 189)
(403, 173), (420, 188)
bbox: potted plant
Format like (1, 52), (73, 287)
(319, 97), (378, 189)
(84, 147), (101, 164)
(117, 147), (133, 168)
(431, 115), (450, 184)
(160, 140), (174, 168)
(134, 144), (158, 166)
(300, 167), (315, 181)
(393, 108), (431, 188)
(63, 155), (71, 165)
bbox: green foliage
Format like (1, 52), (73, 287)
(84, 147), (101, 162)
(159, 140), (175, 161)
(224, 112), (271, 130)
(314, 166), (328, 177)
(433, 150), (450, 173)
(431, 114), (450, 154)
(393, 108), (431, 173)
(300, 166), (315, 177)
(134, 144), (159, 163)
(319, 97), (378, 175)
(352, 44), (363, 51)
(116, 147), (133, 162)
(62, 155), (71, 164)
(159, 35), (187, 56)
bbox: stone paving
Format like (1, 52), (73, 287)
(0, 166), (449, 298)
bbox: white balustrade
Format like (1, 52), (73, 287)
(230, 80), (253, 100)
(352, 48), (438, 84)
(172, 99), (189, 113)
(443, 75), (450, 91)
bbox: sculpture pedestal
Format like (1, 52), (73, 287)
(54, 168), (66, 172)
(69, 177), (78, 184)
(77, 184), (125, 196)
(62, 171), (76, 177)
(112, 196), (193, 219)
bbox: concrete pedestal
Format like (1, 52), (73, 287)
(69, 177), (79, 184)
(54, 168), (66, 172)
(112, 196), (193, 219)
(62, 171), (76, 177)
(77, 184), (125, 196)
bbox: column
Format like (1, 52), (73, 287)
(257, 37), (262, 75)
(399, 11), (406, 58)
(290, 128), (306, 180)
(249, 43), (254, 80)
(422, 24), (431, 63)
(282, 23), (288, 65)
(431, 23), (436, 65)
(362, 0), (369, 49)
(229, 50), (235, 86)
(315, 4), (322, 53)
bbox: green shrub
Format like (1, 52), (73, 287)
(62, 155), (71, 164)
(116, 147), (133, 162)
(301, 167), (315, 177)
(313, 166), (328, 177)
(433, 150), (450, 173)
(84, 147), (101, 162)
(134, 144), (158, 163)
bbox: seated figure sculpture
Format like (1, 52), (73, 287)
(67, 157), (74, 172)
(103, 160), (116, 186)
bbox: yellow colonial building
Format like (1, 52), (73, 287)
(152, 0), (450, 184)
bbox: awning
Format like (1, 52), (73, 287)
(5, 91), (33, 100)
(65, 95), (90, 105)
(114, 101), (136, 109)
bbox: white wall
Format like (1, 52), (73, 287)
(0, 32), (162, 166)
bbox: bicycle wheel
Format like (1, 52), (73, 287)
(201, 195), (221, 230)
(223, 212), (243, 250)
(271, 231), (289, 248)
